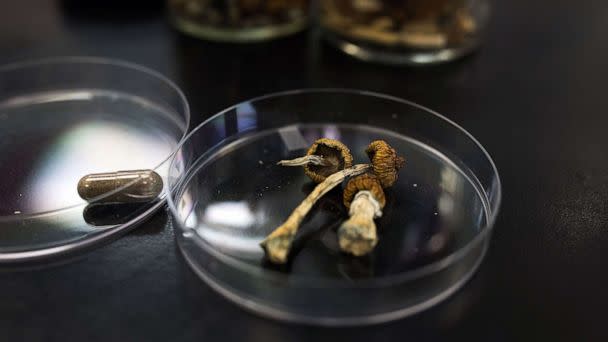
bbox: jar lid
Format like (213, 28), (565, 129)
(0, 57), (190, 263)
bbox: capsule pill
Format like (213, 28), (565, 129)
(77, 170), (163, 204)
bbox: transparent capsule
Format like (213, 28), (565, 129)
(77, 170), (163, 204)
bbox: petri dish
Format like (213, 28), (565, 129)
(0, 57), (190, 263)
(168, 89), (501, 325)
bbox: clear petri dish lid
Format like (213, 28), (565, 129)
(0, 57), (190, 263)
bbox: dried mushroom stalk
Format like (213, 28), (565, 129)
(338, 174), (386, 256)
(264, 140), (404, 263)
(337, 141), (405, 256)
(260, 163), (371, 264)
(277, 154), (331, 167)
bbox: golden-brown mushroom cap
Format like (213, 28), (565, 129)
(343, 174), (386, 209)
(365, 140), (405, 188)
(304, 138), (353, 183)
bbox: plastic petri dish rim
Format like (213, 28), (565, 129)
(0, 57), (190, 263)
(168, 89), (501, 325)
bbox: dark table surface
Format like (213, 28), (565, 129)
(1, 0), (607, 341)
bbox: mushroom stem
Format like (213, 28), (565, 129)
(277, 155), (333, 167)
(261, 164), (371, 264)
(338, 191), (383, 256)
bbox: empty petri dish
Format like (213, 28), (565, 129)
(0, 57), (190, 262)
(168, 89), (501, 325)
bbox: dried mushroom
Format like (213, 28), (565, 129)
(277, 138), (353, 183)
(343, 173), (386, 210)
(260, 164), (371, 264)
(262, 139), (405, 264)
(338, 174), (385, 256)
(366, 140), (405, 188)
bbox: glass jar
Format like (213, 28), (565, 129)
(320, 0), (490, 65)
(169, 0), (310, 42)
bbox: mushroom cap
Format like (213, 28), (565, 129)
(304, 138), (353, 183)
(343, 174), (386, 209)
(365, 140), (405, 188)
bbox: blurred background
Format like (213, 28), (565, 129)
(0, 0), (607, 341)
(0, 0), (510, 128)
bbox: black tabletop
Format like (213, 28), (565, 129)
(1, 0), (606, 341)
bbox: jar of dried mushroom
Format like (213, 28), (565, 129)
(168, 0), (310, 42)
(320, 0), (489, 65)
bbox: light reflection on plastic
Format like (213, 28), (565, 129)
(212, 116), (227, 140)
(437, 166), (461, 217)
(203, 201), (256, 229)
(428, 233), (447, 253)
(170, 148), (186, 185)
(322, 125), (341, 141)
(278, 125), (309, 151)
(184, 211), (197, 229)
(0, 90), (94, 109)
(197, 227), (263, 256)
(235, 102), (258, 132)
(30, 122), (171, 212)
(438, 193), (455, 217)
(440, 167), (459, 193)
(179, 191), (196, 228)
(401, 222), (423, 260)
